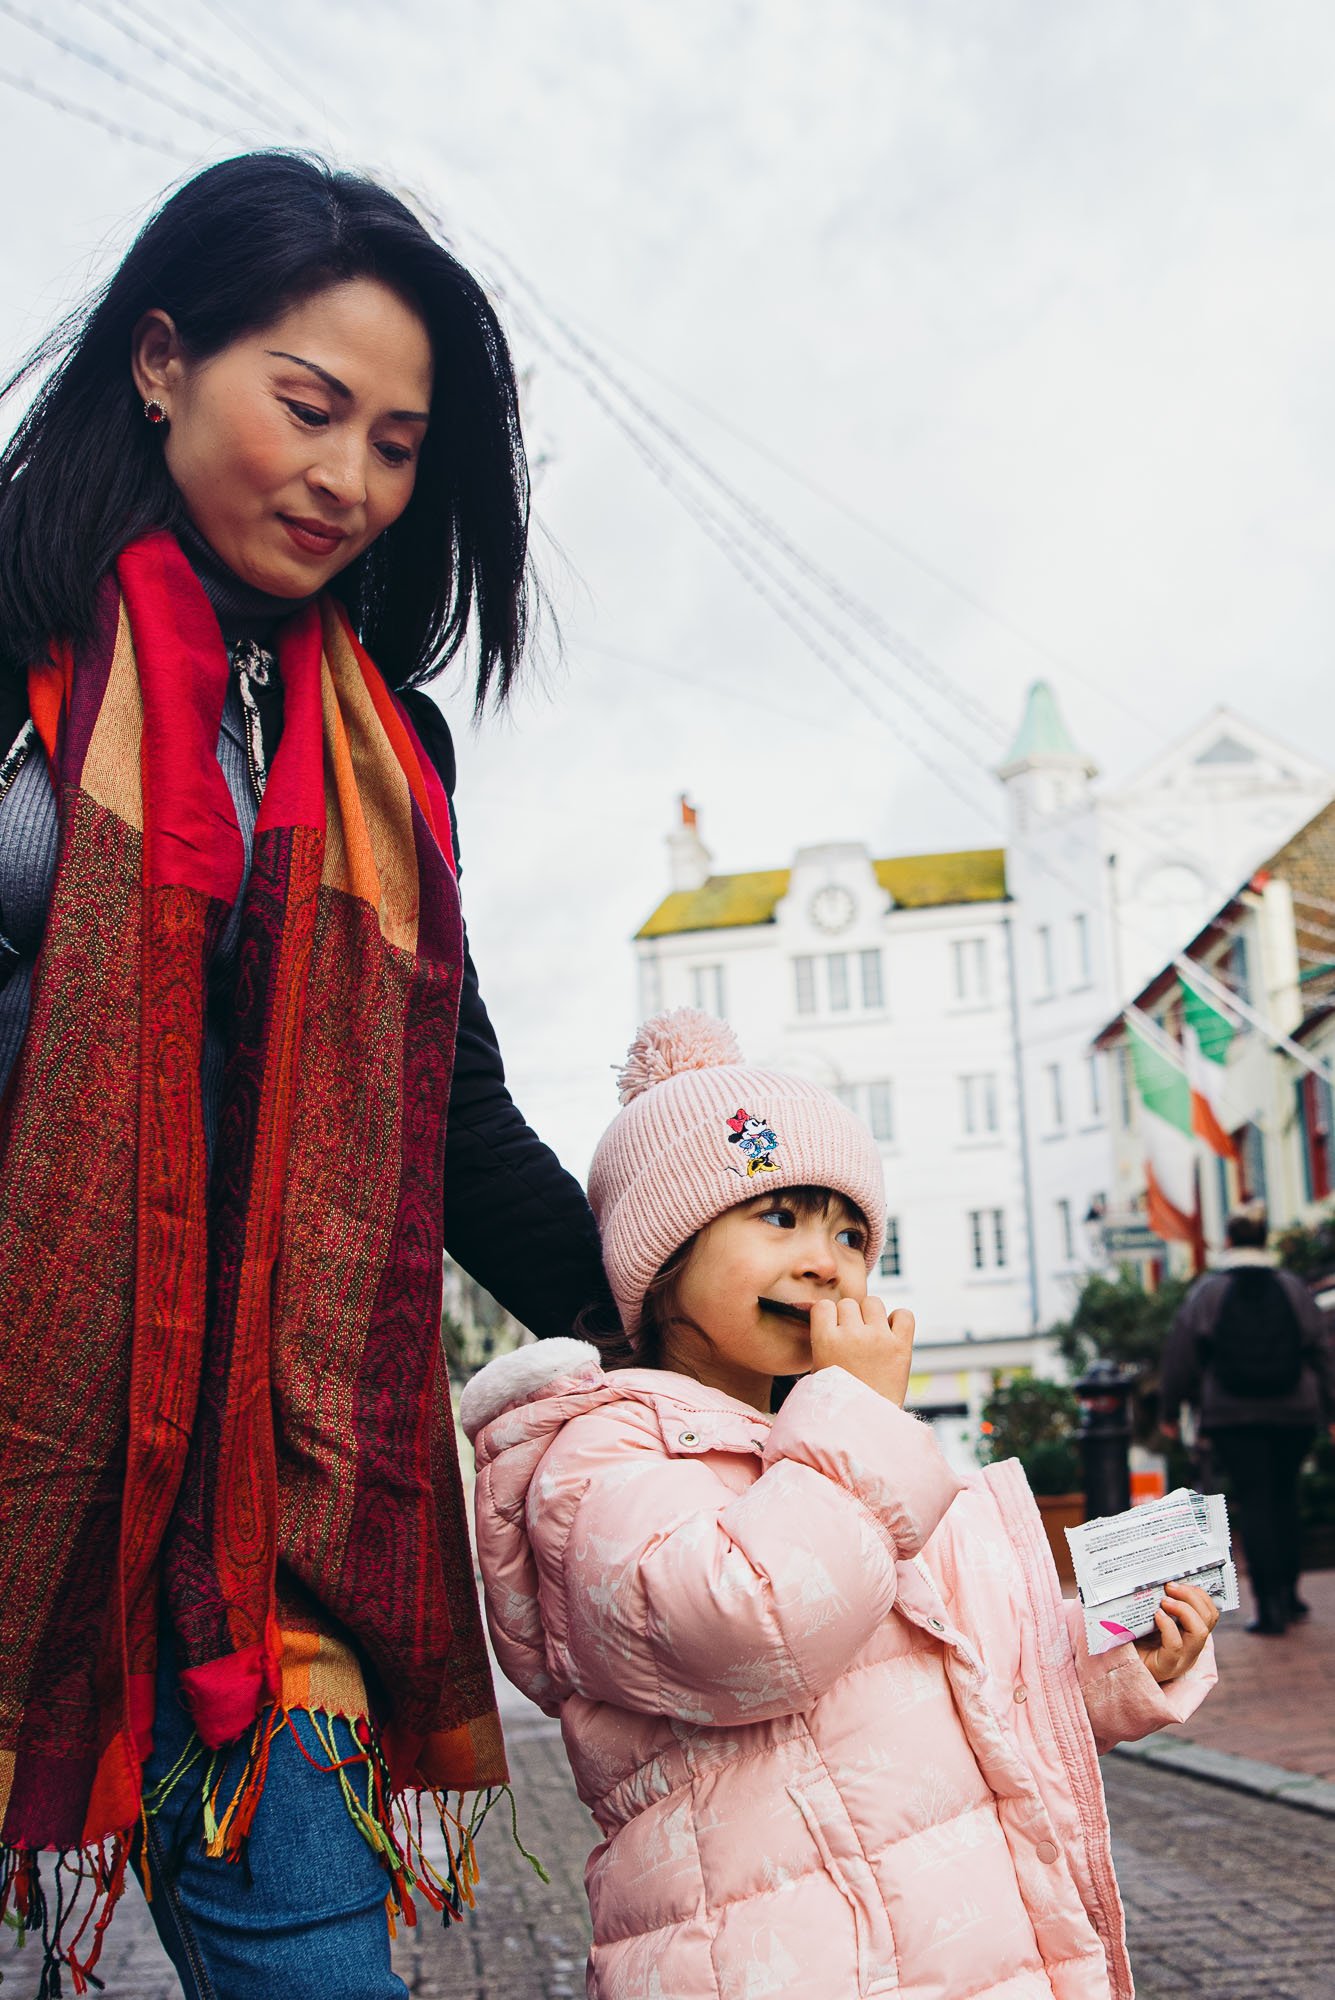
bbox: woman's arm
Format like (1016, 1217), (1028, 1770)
(401, 690), (615, 1341)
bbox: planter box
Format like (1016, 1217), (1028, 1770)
(1036, 1494), (1085, 1587)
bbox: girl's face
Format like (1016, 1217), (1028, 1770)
(664, 1191), (870, 1413)
(131, 277), (433, 598)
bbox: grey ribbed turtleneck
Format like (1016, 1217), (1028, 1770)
(0, 536), (316, 1136)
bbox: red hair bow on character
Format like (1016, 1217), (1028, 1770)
(726, 1108), (751, 1134)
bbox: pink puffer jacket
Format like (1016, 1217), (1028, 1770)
(462, 1342), (1216, 2000)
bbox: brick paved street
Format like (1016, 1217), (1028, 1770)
(21, 1696), (1334, 1999)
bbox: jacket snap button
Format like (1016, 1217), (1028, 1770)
(1014, 1685), (1028, 1703)
(678, 1431), (699, 1447)
(927, 1616), (945, 1633)
(1036, 1839), (1059, 1865)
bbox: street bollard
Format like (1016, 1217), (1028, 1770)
(1074, 1360), (1138, 1519)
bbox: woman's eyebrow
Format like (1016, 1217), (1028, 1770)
(266, 349), (430, 423)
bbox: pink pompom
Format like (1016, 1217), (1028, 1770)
(616, 1008), (743, 1105)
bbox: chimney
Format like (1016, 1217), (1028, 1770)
(667, 794), (712, 893)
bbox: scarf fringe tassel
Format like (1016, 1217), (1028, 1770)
(1, 1705), (545, 1993)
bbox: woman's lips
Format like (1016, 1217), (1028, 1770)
(278, 515), (347, 558)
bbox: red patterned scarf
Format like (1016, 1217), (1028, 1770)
(0, 533), (505, 1963)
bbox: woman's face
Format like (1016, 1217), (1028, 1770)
(131, 277), (434, 598)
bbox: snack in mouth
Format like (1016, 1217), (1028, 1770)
(757, 1296), (812, 1325)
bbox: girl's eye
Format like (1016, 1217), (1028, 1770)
(283, 400), (329, 428)
(837, 1226), (866, 1250)
(758, 1207), (795, 1229)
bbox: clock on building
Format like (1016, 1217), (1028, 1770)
(809, 884), (856, 934)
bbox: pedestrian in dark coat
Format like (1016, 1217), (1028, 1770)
(1161, 1205), (1335, 1635)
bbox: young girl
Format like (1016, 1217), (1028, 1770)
(462, 1011), (1219, 2000)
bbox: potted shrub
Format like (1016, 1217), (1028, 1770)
(979, 1376), (1084, 1585)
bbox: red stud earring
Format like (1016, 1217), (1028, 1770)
(144, 399), (168, 426)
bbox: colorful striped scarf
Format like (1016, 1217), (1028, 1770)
(0, 533), (505, 1978)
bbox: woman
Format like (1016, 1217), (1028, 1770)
(0, 152), (609, 1999)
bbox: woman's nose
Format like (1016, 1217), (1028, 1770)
(309, 436), (368, 509)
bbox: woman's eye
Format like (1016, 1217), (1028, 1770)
(377, 442), (414, 467)
(283, 400), (329, 428)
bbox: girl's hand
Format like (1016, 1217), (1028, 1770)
(810, 1296), (915, 1407)
(1133, 1580), (1219, 1684)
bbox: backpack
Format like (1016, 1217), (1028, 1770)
(1208, 1268), (1306, 1399)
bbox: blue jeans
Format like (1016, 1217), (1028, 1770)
(136, 1639), (412, 2000)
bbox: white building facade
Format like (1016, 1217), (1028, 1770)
(632, 689), (1333, 1460)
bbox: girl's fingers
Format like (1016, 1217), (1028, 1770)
(1164, 1581), (1219, 1631)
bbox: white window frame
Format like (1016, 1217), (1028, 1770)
(1056, 1197), (1074, 1262)
(968, 1206), (1008, 1271)
(960, 1072), (1000, 1137)
(879, 1218), (902, 1280)
(860, 948), (885, 1010)
(866, 1080), (894, 1144)
(1045, 1061), (1065, 1131)
(1072, 912), (1092, 987)
(1036, 924), (1056, 997)
(827, 952), (851, 1013)
(951, 936), (989, 1004)
(794, 955), (817, 1015)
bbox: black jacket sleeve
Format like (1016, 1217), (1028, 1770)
(401, 690), (616, 1341)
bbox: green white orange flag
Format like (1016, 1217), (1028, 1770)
(1126, 1019), (1197, 1242)
(1178, 976), (1237, 1159)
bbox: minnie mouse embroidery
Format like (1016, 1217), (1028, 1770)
(725, 1107), (780, 1177)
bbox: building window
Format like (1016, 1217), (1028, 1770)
(1115, 1045), (1133, 1126)
(1298, 1072), (1332, 1201)
(960, 1073), (1000, 1137)
(951, 937), (989, 1003)
(1087, 1052), (1104, 1121)
(690, 964), (725, 1016)
(1236, 1122), (1268, 1205)
(879, 1218), (902, 1280)
(1056, 1197), (1075, 1261)
(1045, 1061), (1065, 1130)
(867, 1081), (894, 1144)
(1036, 925), (1056, 996)
(1221, 935), (1253, 1008)
(1073, 913), (1092, 986)
(794, 956), (816, 1015)
(827, 953), (851, 1012)
(860, 948), (885, 1010)
(969, 1207), (1007, 1270)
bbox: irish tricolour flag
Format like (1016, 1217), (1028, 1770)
(1179, 977), (1237, 1159)
(1126, 1021), (1197, 1242)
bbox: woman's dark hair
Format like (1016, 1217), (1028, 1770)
(0, 151), (530, 704)
(578, 1185), (871, 1375)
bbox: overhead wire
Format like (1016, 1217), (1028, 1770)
(9, 7), (1331, 1087)
(0, 59), (196, 157)
(0, 0), (252, 140)
(556, 310), (1149, 732)
(480, 240), (1008, 747)
(72, 0), (316, 137)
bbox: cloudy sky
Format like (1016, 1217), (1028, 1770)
(2, 1), (1334, 1173)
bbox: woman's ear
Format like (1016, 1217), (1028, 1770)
(130, 309), (184, 410)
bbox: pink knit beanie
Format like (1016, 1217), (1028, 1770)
(588, 1009), (887, 1334)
